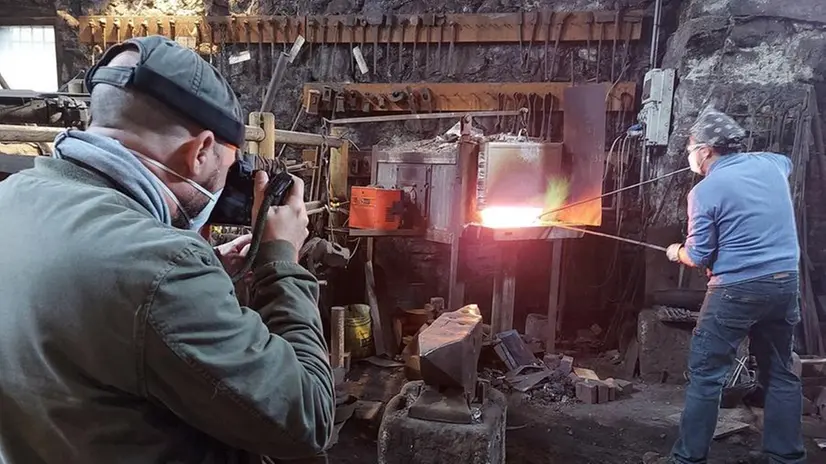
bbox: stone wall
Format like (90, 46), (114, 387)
(644, 0), (826, 295)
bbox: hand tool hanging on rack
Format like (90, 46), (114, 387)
(156, 18), (163, 38)
(523, 12), (538, 74)
(99, 18), (107, 49)
(528, 93), (540, 137)
(88, 20), (97, 64)
(385, 15), (395, 79)
(244, 20), (253, 76)
(545, 93), (554, 140)
(127, 19), (135, 40)
(219, 21), (227, 76)
(611, 10), (622, 81)
(326, 18), (339, 80)
(593, 11), (615, 83)
(257, 20), (264, 83)
(539, 93), (548, 140)
(169, 18), (177, 42)
(367, 13), (384, 77)
(548, 13), (569, 81)
(359, 17), (368, 75)
(194, 20), (202, 52)
(543, 12), (553, 81)
(516, 12), (524, 69)
(435, 14), (445, 75)
(423, 14), (434, 77)
(410, 15), (421, 79)
(345, 16), (356, 77)
(270, 18), (278, 72)
(447, 19), (458, 78)
(495, 92), (505, 133)
(140, 20), (148, 37)
(318, 17), (328, 77)
(284, 17), (291, 52)
(397, 16), (406, 76)
(307, 18), (317, 68)
(511, 93), (527, 133)
(113, 18), (121, 44)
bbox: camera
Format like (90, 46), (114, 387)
(208, 153), (293, 227)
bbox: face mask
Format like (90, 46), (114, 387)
(687, 145), (707, 175)
(131, 151), (220, 231)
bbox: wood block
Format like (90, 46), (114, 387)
(574, 367), (600, 381)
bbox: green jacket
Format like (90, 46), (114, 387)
(0, 157), (334, 463)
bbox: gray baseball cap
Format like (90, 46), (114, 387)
(85, 35), (245, 148)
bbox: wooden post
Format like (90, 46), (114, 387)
(546, 241), (563, 353)
(491, 245), (518, 335)
(328, 126), (349, 202)
(248, 112), (276, 159)
(330, 306), (346, 368)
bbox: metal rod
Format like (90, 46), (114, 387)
(650, 0), (662, 69)
(538, 167), (690, 220)
(551, 223), (667, 252)
(324, 108), (527, 125)
(260, 52), (291, 114)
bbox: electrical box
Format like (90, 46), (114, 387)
(639, 68), (676, 147)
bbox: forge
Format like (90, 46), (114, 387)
(359, 83), (608, 353)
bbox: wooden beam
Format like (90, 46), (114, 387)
(491, 245), (518, 334)
(78, 11), (643, 45)
(303, 82), (636, 113)
(546, 241), (563, 353)
(0, 124), (342, 148)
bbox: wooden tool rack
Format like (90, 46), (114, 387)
(77, 11), (643, 47)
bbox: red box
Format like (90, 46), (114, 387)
(350, 187), (403, 230)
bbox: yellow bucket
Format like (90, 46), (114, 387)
(344, 304), (374, 359)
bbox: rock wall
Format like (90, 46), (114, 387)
(644, 0), (826, 295)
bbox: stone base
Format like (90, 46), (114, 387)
(377, 381), (507, 464)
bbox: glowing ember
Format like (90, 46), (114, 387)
(479, 206), (544, 228)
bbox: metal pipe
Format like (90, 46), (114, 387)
(538, 166), (691, 220)
(324, 108), (527, 125)
(260, 52), (291, 114)
(551, 223), (667, 252)
(650, 0), (663, 69)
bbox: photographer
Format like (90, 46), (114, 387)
(0, 36), (334, 463)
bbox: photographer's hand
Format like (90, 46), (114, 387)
(214, 234), (252, 275)
(252, 171), (309, 263)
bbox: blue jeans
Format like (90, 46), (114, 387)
(671, 273), (805, 464)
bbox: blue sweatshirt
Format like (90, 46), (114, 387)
(684, 152), (799, 287)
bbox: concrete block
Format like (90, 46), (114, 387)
(378, 381), (507, 464)
(576, 380), (599, 404)
(597, 381), (615, 403)
(557, 355), (574, 375)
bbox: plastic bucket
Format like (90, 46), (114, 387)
(345, 304), (374, 359)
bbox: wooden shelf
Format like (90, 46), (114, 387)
(303, 82), (636, 113)
(78, 11), (643, 46)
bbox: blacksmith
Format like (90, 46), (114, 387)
(665, 107), (804, 463)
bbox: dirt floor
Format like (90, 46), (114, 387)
(328, 363), (826, 463)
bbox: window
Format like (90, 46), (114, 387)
(0, 25), (58, 92)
